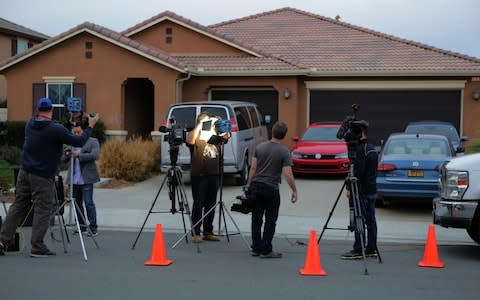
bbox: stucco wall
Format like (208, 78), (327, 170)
(2, 32), (181, 131)
(129, 20), (248, 56)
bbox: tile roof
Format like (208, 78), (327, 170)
(174, 56), (299, 73)
(0, 17), (49, 41)
(210, 7), (480, 74)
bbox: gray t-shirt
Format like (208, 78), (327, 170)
(251, 140), (292, 188)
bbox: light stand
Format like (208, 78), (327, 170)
(172, 134), (249, 249)
(131, 145), (193, 250)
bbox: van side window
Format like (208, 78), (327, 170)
(170, 107), (196, 130)
(200, 106), (228, 120)
(234, 107), (252, 130)
(248, 106), (260, 127)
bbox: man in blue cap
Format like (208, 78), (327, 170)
(0, 98), (99, 257)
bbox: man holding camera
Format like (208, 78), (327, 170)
(187, 112), (228, 243)
(247, 121), (297, 258)
(341, 122), (378, 260)
(0, 98), (99, 257)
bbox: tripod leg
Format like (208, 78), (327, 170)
(70, 196), (88, 261)
(131, 174), (168, 249)
(222, 201), (250, 249)
(318, 181), (346, 243)
(350, 178), (369, 275)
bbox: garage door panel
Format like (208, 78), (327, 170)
(310, 90), (461, 146)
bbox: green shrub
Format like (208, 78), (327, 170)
(0, 145), (21, 165)
(98, 138), (160, 182)
(92, 119), (106, 145)
(0, 160), (15, 190)
(3, 121), (26, 148)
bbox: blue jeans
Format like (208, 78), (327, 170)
(73, 184), (97, 231)
(352, 194), (377, 253)
(191, 175), (219, 235)
(251, 182), (280, 254)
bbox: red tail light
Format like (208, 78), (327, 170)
(229, 117), (238, 132)
(161, 118), (169, 127)
(378, 163), (396, 171)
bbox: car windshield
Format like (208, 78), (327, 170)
(301, 127), (340, 141)
(405, 125), (459, 143)
(384, 138), (450, 157)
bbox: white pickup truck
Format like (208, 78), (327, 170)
(433, 153), (480, 244)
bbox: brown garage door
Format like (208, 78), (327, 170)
(211, 90), (278, 138)
(309, 90), (461, 146)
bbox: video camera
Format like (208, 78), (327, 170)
(337, 104), (369, 161)
(231, 187), (254, 214)
(159, 118), (187, 165)
(64, 97), (95, 129)
(159, 118), (186, 147)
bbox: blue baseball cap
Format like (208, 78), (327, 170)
(37, 98), (53, 111)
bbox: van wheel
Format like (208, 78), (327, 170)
(237, 158), (249, 186)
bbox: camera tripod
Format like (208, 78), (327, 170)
(50, 147), (100, 261)
(131, 163), (193, 249)
(172, 136), (249, 249)
(317, 163), (382, 275)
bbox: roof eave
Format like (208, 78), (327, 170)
(190, 69), (305, 76)
(306, 70), (480, 77)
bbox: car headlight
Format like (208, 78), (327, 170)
(444, 170), (468, 200)
(335, 152), (348, 159)
(291, 151), (302, 158)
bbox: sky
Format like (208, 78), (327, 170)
(2, 0), (479, 58)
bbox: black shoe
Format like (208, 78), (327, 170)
(87, 230), (98, 237)
(341, 250), (363, 260)
(365, 250), (378, 258)
(260, 251), (282, 258)
(0, 242), (5, 256)
(251, 251), (261, 257)
(30, 249), (56, 258)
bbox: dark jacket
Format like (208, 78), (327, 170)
(21, 117), (92, 179)
(353, 139), (378, 195)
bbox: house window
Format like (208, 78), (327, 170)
(85, 41), (93, 49)
(11, 38), (29, 56)
(166, 36), (172, 44)
(166, 27), (172, 34)
(47, 83), (72, 120)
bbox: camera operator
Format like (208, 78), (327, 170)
(247, 121), (297, 258)
(0, 98), (99, 257)
(187, 112), (229, 243)
(66, 123), (100, 237)
(341, 121), (378, 260)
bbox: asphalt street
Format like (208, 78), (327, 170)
(1, 173), (479, 299)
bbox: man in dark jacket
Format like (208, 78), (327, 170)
(0, 98), (99, 257)
(341, 124), (378, 260)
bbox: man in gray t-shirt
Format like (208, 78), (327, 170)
(247, 121), (297, 258)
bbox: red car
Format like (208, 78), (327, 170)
(290, 122), (349, 175)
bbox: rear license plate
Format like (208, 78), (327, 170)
(408, 170), (424, 177)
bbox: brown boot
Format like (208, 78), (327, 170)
(203, 234), (220, 242)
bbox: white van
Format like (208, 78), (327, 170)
(160, 101), (269, 185)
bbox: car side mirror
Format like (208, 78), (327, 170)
(460, 136), (469, 142)
(292, 136), (299, 142)
(456, 146), (465, 153)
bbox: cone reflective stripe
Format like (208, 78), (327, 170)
(144, 224), (173, 266)
(299, 230), (327, 276)
(418, 224), (444, 268)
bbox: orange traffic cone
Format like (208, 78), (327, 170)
(144, 224), (173, 266)
(299, 229), (327, 276)
(418, 224), (444, 268)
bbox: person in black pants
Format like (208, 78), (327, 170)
(247, 121), (297, 258)
(341, 123), (378, 260)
